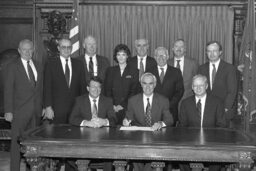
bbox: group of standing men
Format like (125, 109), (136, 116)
(4, 36), (237, 171)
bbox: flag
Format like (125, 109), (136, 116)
(238, 0), (256, 130)
(69, 0), (80, 58)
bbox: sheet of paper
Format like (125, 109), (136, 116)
(120, 126), (153, 131)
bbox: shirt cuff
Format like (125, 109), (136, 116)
(105, 119), (109, 126)
(80, 120), (86, 126)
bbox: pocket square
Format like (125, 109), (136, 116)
(126, 75), (132, 78)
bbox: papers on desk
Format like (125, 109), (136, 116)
(120, 126), (153, 131)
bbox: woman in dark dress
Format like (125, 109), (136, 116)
(104, 44), (140, 125)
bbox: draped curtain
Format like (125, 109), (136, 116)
(79, 5), (234, 65)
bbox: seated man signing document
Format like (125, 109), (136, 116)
(123, 72), (174, 131)
(69, 76), (116, 127)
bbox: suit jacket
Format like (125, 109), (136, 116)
(43, 57), (86, 124)
(104, 64), (140, 108)
(69, 95), (116, 126)
(78, 54), (110, 86)
(129, 55), (157, 72)
(168, 57), (198, 99)
(4, 57), (43, 171)
(198, 60), (237, 119)
(126, 93), (173, 126)
(179, 94), (226, 128)
(147, 65), (184, 123)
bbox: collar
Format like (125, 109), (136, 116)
(195, 94), (207, 102)
(157, 64), (167, 70)
(89, 95), (99, 102)
(60, 56), (70, 61)
(137, 55), (147, 61)
(174, 56), (184, 62)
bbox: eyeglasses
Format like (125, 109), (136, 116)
(59, 46), (72, 50)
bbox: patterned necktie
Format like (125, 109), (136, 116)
(27, 60), (36, 87)
(139, 58), (144, 79)
(176, 60), (181, 70)
(145, 98), (152, 126)
(65, 59), (70, 87)
(159, 67), (165, 84)
(197, 99), (201, 118)
(89, 56), (94, 78)
(211, 64), (216, 88)
(92, 99), (98, 119)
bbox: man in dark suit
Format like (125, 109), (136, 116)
(123, 72), (173, 171)
(179, 74), (226, 128)
(198, 41), (237, 127)
(4, 39), (43, 171)
(179, 74), (226, 171)
(43, 38), (86, 124)
(69, 76), (116, 127)
(168, 39), (198, 100)
(78, 35), (110, 88)
(129, 39), (157, 79)
(69, 76), (116, 171)
(148, 47), (184, 125)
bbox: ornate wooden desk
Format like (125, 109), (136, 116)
(20, 124), (256, 171)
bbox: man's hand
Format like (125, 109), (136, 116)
(152, 122), (163, 131)
(83, 120), (98, 128)
(91, 118), (108, 127)
(122, 118), (131, 126)
(113, 105), (124, 112)
(44, 106), (54, 120)
(4, 112), (13, 122)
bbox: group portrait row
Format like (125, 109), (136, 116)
(3, 35), (238, 171)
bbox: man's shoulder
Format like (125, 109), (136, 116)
(181, 95), (194, 104)
(220, 60), (236, 70)
(128, 93), (141, 102)
(154, 93), (169, 101)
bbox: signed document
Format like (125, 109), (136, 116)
(120, 126), (153, 131)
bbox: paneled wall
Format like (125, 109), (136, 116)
(0, 1), (33, 53)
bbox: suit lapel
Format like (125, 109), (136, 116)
(183, 58), (189, 77)
(17, 58), (31, 86)
(151, 94), (159, 123)
(168, 58), (175, 67)
(212, 60), (224, 89)
(137, 94), (145, 123)
(96, 55), (101, 77)
(56, 57), (69, 89)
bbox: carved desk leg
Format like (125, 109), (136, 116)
(151, 162), (165, 171)
(26, 157), (44, 171)
(113, 160), (127, 171)
(76, 160), (90, 171)
(189, 163), (204, 171)
(237, 152), (254, 171)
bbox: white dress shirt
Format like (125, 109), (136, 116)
(195, 94), (207, 127)
(21, 58), (38, 81)
(60, 56), (72, 86)
(85, 54), (98, 76)
(157, 64), (167, 77)
(137, 56), (147, 71)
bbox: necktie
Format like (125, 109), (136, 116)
(89, 56), (94, 78)
(197, 99), (201, 118)
(145, 98), (152, 126)
(139, 58), (144, 79)
(159, 68), (165, 84)
(92, 99), (98, 119)
(176, 60), (181, 70)
(65, 59), (70, 87)
(27, 60), (36, 87)
(212, 64), (216, 88)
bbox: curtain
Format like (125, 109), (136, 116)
(79, 5), (234, 65)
